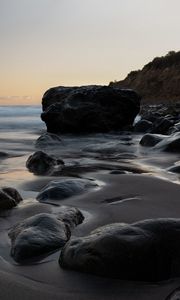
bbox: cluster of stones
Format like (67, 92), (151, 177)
(134, 103), (180, 135)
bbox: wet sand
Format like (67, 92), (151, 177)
(0, 172), (180, 299)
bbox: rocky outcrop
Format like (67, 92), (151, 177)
(60, 218), (180, 281)
(41, 85), (140, 133)
(9, 206), (84, 263)
(26, 151), (64, 175)
(36, 178), (97, 202)
(110, 51), (180, 103)
(0, 187), (23, 210)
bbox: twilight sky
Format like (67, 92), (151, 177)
(0, 0), (180, 105)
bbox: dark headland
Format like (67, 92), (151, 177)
(110, 50), (180, 104)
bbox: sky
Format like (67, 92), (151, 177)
(0, 0), (180, 105)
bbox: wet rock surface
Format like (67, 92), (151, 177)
(140, 133), (165, 147)
(26, 151), (64, 175)
(134, 119), (153, 133)
(153, 132), (180, 153)
(0, 187), (23, 210)
(9, 206), (84, 263)
(35, 132), (62, 149)
(41, 85), (140, 133)
(36, 178), (97, 202)
(150, 117), (173, 135)
(60, 218), (180, 281)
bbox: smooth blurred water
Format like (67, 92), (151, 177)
(0, 105), (179, 187)
(0, 105), (44, 132)
(0, 106), (45, 154)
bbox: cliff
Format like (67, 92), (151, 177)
(109, 51), (180, 103)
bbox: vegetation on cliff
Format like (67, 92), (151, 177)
(110, 51), (180, 103)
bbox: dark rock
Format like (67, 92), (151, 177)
(142, 112), (162, 123)
(9, 206), (84, 263)
(140, 133), (165, 147)
(168, 126), (179, 135)
(60, 218), (180, 281)
(56, 205), (84, 228)
(9, 213), (70, 263)
(134, 119), (153, 133)
(167, 164), (180, 173)
(41, 85), (140, 133)
(35, 132), (62, 149)
(153, 132), (180, 152)
(150, 117), (174, 135)
(0, 187), (23, 210)
(36, 178), (97, 202)
(0, 152), (8, 159)
(168, 122), (180, 135)
(26, 151), (64, 175)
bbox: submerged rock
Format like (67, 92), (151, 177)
(153, 132), (180, 152)
(9, 206), (84, 263)
(140, 133), (165, 147)
(0, 152), (9, 159)
(26, 151), (64, 175)
(35, 132), (62, 149)
(37, 178), (97, 202)
(0, 187), (23, 210)
(41, 85), (140, 133)
(60, 218), (180, 281)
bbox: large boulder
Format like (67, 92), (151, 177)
(0, 187), (23, 210)
(37, 178), (97, 202)
(26, 151), (64, 175)
(9, 206), (84, 263)
(60, 218), (180, 281)
(41, 85), (140, 133)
